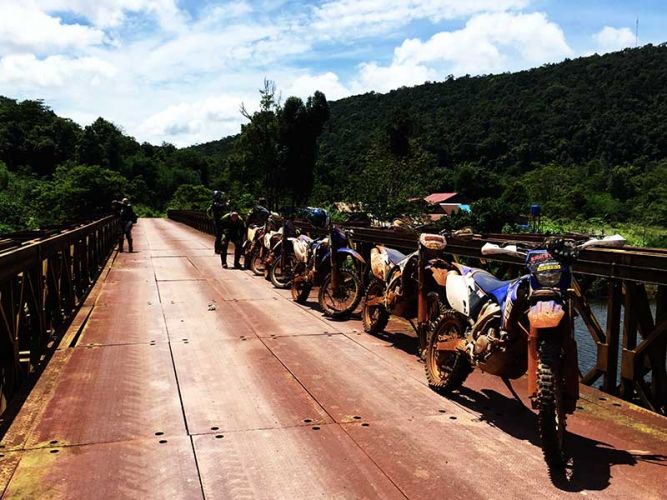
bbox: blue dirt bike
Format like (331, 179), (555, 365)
(291, 225), (366, 319)
(424, 234), (625, 469)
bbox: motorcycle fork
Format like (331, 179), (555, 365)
(280, 230), (287, 268)
(416, 244), (428, 352)
(330, 229), (340, 290)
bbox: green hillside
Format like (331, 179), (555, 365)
(1, 44), (666, 245)
(195, 45), (667, 239)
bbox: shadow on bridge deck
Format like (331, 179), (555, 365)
(1, 218), (665, 499)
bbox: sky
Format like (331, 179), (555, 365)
(0, 1), (664, 147)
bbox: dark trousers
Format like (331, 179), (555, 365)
(119, 222), (133, 252)
(220, 236), (243, 267)
(213, 220), (223, 254)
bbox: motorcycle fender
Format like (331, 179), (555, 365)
(370, 247), (387, 281)
(293, 241), (309, 263)
(528, 301), (564, 329)
(335, 247), (366, 265)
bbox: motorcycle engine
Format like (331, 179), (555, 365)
(470, 305), (527, 379)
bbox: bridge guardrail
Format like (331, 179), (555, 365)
(0, 216), (118, 418)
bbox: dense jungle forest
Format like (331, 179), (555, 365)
(1, 44), (666, 245)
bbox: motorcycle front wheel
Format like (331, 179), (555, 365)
(270, 255), (297, 289)
(361, 279), (389, 334)
(249, 249), (265, 276)
(537, 334), (567, 470)
(292, 280), (312, 304)
(318, 269), (362, 319)
(424, 307), (471, 394)
(291, 265), (312, 303)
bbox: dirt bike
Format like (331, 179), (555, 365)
(362, 232), (450, 354)
(424, 234), (625, 469)
(248, 215), (283, 277)
(268, 218), (300, 289)
(242, 224), (265, 270)
(291, 225), (365, 318)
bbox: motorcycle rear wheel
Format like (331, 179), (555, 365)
(270, 255), (297, 289)
(424, 307), (471, 394)
(318, 269), (362, 319)
(362, 280), (389, 334)
(537, 334), (567, 470)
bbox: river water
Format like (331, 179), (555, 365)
(574, 300), (658, 387)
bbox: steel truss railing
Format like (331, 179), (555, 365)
(0, 216), (118, 417)
(168, 210), (667, 414)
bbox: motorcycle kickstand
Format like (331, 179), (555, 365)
(502, 377), (529, 410)
(407, 319), (426, 361)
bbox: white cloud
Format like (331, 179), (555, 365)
(311, 0), (529, 38)
(354, 11), (572, 91)
(594, 26), (635, 54)
(286, 72), (350, 100)
(0, 1), (104, 54)
(0, 0), (582, 146)
(35, 0), (186, 30)
(0, 53), (116, 87)
(137, 94), (255, 146)
(353, 62), (437, 93)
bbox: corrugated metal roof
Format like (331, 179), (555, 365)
(424, 192), (458, 204)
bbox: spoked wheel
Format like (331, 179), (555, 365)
(424, 307), (471, 394)
(537, 335), (567, 470)
(249, 249), (265, 276)
(291, 266), (312, 303)
(270, 254), (297, 289)
(362, 279), (389, 334)
(318, 269), (362, 319)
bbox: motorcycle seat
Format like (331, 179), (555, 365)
(472, 271), (514, 295)
(385, 248), (407, 266)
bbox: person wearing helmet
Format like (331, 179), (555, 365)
(118, 197), (137, 252)
(207, 190), (228, 255)
(220, 211), (245, 268)
(246, 197), (270, 227)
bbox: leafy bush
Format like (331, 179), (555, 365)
(168, 184), (212, 210)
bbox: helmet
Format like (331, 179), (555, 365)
(302, 207), (329, 228)
(213, 190), (222, 201)
(121, 197), (129, 205)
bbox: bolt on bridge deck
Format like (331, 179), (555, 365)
(0, 219), (665, 499)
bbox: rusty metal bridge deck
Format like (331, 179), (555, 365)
(1, 219), (665, 499)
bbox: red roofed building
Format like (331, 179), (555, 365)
(424, 192), (472, 220)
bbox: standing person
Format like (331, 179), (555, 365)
(220, 211), (245, 269)
(112, 199), (123, 249)
(207, 191), (227, 255)
(119, 198), (138, 253)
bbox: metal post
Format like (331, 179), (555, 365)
(603, 279), (622, 394)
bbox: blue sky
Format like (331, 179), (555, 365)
(0, 1), (664, 146)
